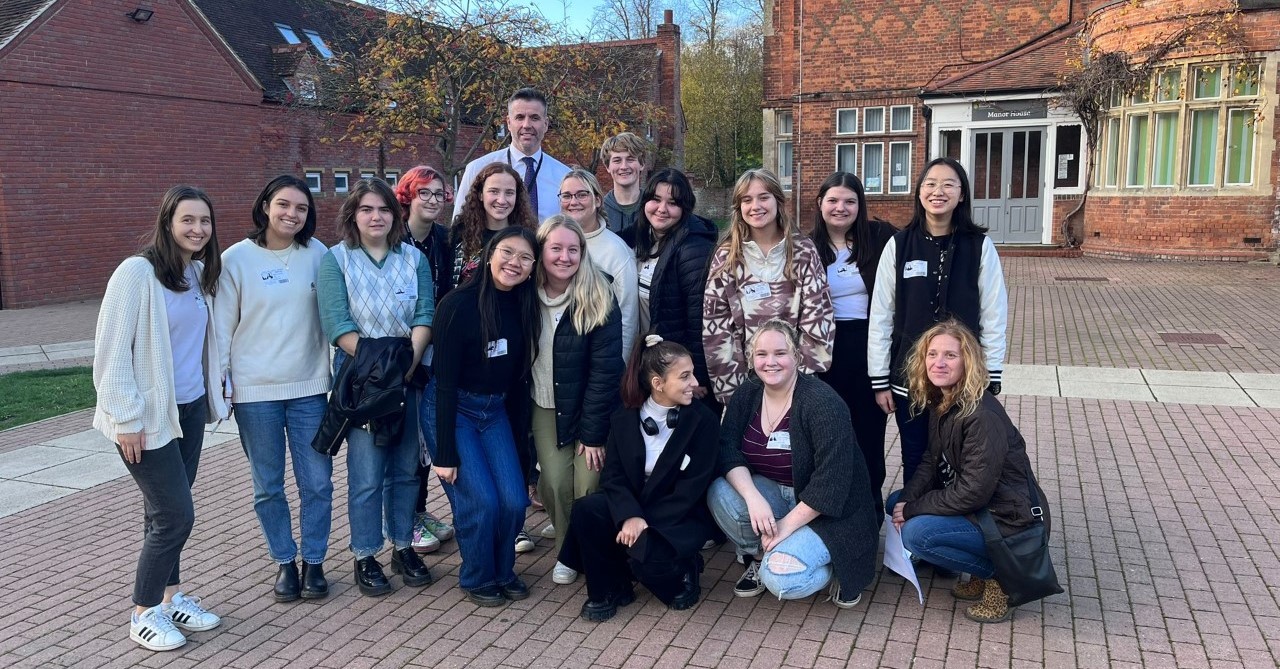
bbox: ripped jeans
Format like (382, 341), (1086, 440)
(707, 475), (835, 600)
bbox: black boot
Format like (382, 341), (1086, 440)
(670, 557), (702, 611)
(274, 561), (300, 602)
(390, 547), (434, 587)
(580, 588), (636, 622)
(301, 561), (329, 599)
(354, 557), (392, 596)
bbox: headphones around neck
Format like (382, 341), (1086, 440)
(641, 406), (681, 436)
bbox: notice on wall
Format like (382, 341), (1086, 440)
(1057, 154), (1073, 180)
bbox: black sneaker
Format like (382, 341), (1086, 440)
(733, 558), (766, 598)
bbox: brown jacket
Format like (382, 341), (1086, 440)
(901, 393), (1050, 538)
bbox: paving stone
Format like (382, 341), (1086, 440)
(1232, 373), (1280, 390)
(0, 444), (89, 477)
(1056, 366), (1145, 384)
(1001, 378), (1060, 398)
(1140, 369), (1239, 388)
(1244, 389), (1280, 408)
(0, 354), (49, 367)
(0, 479), (73, 517)
(40, 429), (118, 453)
(1002, 364), (1059, 381)
(1058, 380), (1154, 402)
(1148, 386), (1255, 407)
(41, 340), (94, 352)
(15, 453), (127, 489)
(45, 349), (94, 361)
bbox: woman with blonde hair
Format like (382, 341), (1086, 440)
(558, 168), (638, 356)
(887, 319), (1051, 623)
(531, 215), (624, 585)
(703, 169), (833, 407)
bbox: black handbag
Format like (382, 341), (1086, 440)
(974, 472), (1064, 607)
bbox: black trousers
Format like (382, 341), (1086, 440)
(557, 493), (696, 605)
(817, 319), (888, 521)
(118, 397), (207, 607)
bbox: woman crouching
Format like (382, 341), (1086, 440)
(887, 319), (1052, 623)
(707, 319), (878, 606)
(558, 336), (720, 622)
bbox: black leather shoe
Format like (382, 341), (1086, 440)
(301, 561), (328, 599)
(580, 588), (636, 622)
(500, 577), (529, 601)
(274, 561), (300, 602)
(465, 585), (506, 607)
(390, 548), (434, 587)
(670, 568), (701, 611)
(354, 557), (392, 597)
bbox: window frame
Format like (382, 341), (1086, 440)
(384, 170), (400, 186)
(835, 142), (858, 174)
(889, 105), (913, 133)
(305, 170), (322, 194)
(888, 141), (912, 194)
(275, 23), (302, 45)
(863, 106), (886, 134)
(302, 29), (334, 59)
(862, 143), (884, 194)
(835, 108), (858, 136)
(333, 170), (350, 194)
(777, 140), (794, 189)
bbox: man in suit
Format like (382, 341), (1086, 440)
(452, 88), (571, 224)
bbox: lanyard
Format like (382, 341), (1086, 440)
(506, 148), (544, 187)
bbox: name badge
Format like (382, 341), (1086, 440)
(639, 260), (657, 281)
(260, 268), (289, 285)
(766, 431), (791, 451)
(903, 260), (928, 279)
(742, 283), (772, 301)
(486, 338), (509, 358)
(394, 284), (417, 302)
(194, 292), (206, 307)
(836, 264), (857, 277)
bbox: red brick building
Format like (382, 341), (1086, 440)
(0, 0), (684, 307)
(762, 0), (1279, 259)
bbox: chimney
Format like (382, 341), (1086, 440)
(663, 9), (673, 24)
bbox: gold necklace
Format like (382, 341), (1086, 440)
(760, 384), (794, 435)
(268, 244), (295, 268)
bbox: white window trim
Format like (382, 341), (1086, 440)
(360, 170), (376, 181)
(385, 170), (400, 186)
(889, 105), (913, 133)
(1224, 107), (1257, 187)
(333, 170), (350, 193)
(1124, 113), (1149, 188)
(275, 23), (301, 45)
(777, 110), (794, 137)
(863, 106), (886, 134)
(1192, 65), (1223, 101)
(305, 170), (322, 194)
(835, 143), (858, 174)
(888, 141), (912, 194)
(302, 29), (334, 59)
(777, 139), (794, 189)
(835, 108), (858, 136)
(862, 143), (884, 194)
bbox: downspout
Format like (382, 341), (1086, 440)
(795, 0), (804, 224)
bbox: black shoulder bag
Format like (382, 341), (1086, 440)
(974, 473), (1064, 607)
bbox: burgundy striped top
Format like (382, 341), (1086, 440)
(741, 408), (794, 486)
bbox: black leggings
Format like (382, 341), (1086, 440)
(119, 397), (207, 608)
(817, 319), (888, 521)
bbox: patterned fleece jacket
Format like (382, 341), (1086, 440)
(702, 236), (835, 406)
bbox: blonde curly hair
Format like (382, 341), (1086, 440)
(905, 319), (989, 418)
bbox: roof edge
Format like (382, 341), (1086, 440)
(0, 0), (59, 55)
(923, 23), (1083, 94)
(181, 0), (265, 94)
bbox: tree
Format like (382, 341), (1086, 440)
(682, 25), (763, 186)
(590, 0), (662, 40)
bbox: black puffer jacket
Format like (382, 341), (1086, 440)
(312, 337), (414, 456)
(548, 300), (624, 447)
(626, 215), (718, 392)
(900, 392), (1050, 538)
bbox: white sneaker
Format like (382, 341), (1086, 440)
(130, 606), (186, 651)
(540, 524), (557, 539)
(552, 561), (579, 585)
(515, 530), (536, 554)
(164, 592), (220, 632)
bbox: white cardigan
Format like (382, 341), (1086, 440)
(93, 256), (229, 449)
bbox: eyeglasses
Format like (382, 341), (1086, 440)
(557, 190), (593, 203)
(920, 180), (961, 192)
(495, 246), (536, 267)
(417, 189), (448, 203)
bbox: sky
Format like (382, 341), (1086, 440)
(527, 0), (604, 35)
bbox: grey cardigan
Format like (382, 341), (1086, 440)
(717, 374), (879, 593)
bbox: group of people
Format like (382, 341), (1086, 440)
(94, 87), (1051, 653)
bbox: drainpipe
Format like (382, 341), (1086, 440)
(795, 0), (804, 224)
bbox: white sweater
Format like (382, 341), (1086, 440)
(93, 256), (229, 449)
(585, 224), (639, 358)
(214, 238), (332, 403)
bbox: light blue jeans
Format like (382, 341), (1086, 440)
(707, 474), (835, 599)
(886, 489), (994, 578)
(235, 395), (333, 564)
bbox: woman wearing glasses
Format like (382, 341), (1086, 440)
(422, 227), (542, 607)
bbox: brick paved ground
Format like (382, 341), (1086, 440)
(1, 257), (1279, 668)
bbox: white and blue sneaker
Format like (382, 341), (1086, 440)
(163, 592), (221, 632)
(130, 606), (186, 651)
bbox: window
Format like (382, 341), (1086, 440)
(862, 143), (884, 194)
(297, 77), (317, 103)
(385, 170), (400, 186)
(305, 171), (321, 193)
(1188, 109), (1218, 186)
(1226, 108), (1256, 185)
(1098, 59), (1261, 191)
(302, 29), (334, 59)
(941, 130), (962, 161)
(1125, 115), (1149, 187)
(777, 110), (794, 136)
(1054, 125), (1082, 189)
(777, 141), (794, 188)
(1152, 112), (1178, 187)
(1103, 117), (1120, 187)
(836, 109), (857, 135)
(1132, 76), (1152, 104)
(863, 107), (885, 133)
(361, 171), (376, 181)
(333, 170), (350, 194)
(275, 23), (302, 45)
(888, 141), (911, 194)
(889, 105), (912, 133)
(836, 143), (857, 174)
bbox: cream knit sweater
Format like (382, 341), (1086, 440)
(93, 256), (229, 449)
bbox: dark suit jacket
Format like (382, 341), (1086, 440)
(599, 400), (720, 560)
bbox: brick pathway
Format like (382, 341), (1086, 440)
(0, 257), (1278, 668)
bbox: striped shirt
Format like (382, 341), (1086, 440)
(741, 408), (793, 486)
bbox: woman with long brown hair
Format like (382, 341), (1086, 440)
(450, 162), (537, 286)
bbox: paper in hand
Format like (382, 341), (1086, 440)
(884, 513), (924, 604)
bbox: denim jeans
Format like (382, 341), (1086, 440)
(708, 474), (835, 599)
(235, 394), (333, 565)
(886, 489), (994, 578)
(422, 379), (528, 590)
(894, 395), (929, 486)
(119, 396), (207, 607)
(336, 350), (420, 559)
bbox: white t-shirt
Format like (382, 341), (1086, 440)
(640, 397), (678, 477)
(637, 257), (658, 334)
(827, 247), (870, 320)
(165, 265), (208, 404)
